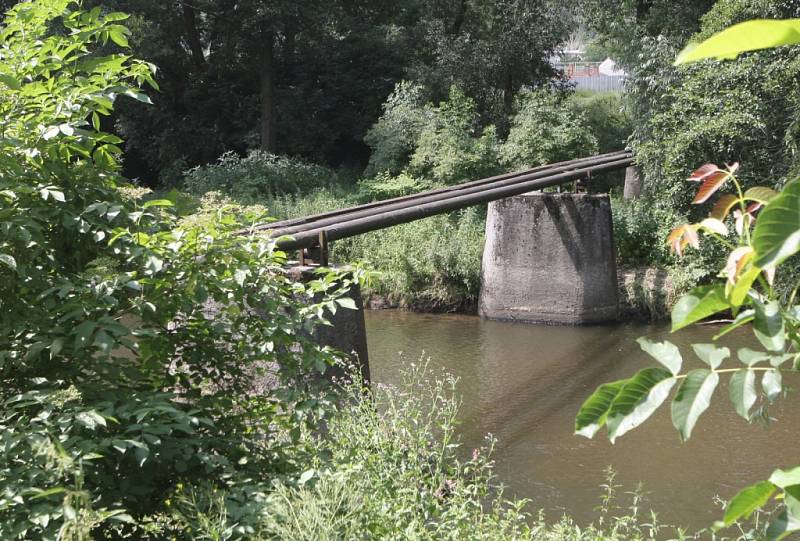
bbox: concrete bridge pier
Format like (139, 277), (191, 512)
(478, 193), (618, 325)
(287, 266), (370, 385)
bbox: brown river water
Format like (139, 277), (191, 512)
(364, 310), (800, 531)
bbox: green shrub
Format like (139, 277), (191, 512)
(0, 3), (352, 537)
(611, 197), (678, 268)
(571, 92), (632, 155)
(356, 171), (431, 203)
(363, 81), (430, 177)
(338, 208), (485, 311)
(183, 150), (338, 203)
(499, 90), (598, 171)
(409, 87), (502, 185)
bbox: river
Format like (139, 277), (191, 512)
(364, 310), (800, 531)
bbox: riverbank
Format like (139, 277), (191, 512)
(362, 265), (675, 322)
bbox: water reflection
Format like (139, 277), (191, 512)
(365, 311), (800, 530)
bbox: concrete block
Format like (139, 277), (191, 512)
(286, 266), (370, 384)
(479, 193), (618, 325)
(623, 166), (642, 199)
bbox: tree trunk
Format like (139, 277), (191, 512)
(260, 29), (277, 153)
(502, 71), (514, 118)
(182, 1), (206, 69)
(635, 0), (650, 22)
(449, 0), (467, 35)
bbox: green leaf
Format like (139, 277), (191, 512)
(574, 380), (626, 438)
(636, 338), (682, 375)
(671, 369), (719, 441)
(762, 370), (782, 402)
(606, 368), (676, 443)
(108, 26), (129, 47)
(336, 297), (357, 310)
(74, 320), (96, 350)
(692, 343), (729, 369)
(728, 266), (760, 307)
(28, 487), (66, 500)
(738, 348), (770, 366)
(729, 369), (757, 420)
(715, 309), (755, 340)
(0, 74), (21, 90)
(766, 510), (800, 541)
(769, 466), (800, 488)
(745, 186), (780, 204)
(75, 410), (107, 430)
(721, 480), (776, 527)
(123, 89), (153, 105)
(675, 19), (800, 65)
(671, 285), (730, 331)
(142, 199), (173, 209)
(0, 254), (17, 271)
(753, 179), (800, 269)
(753, 300), (785, 352)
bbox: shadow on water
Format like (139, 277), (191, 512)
(365, 310), (800, 531)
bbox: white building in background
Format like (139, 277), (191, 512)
(598, 58), (625, 77)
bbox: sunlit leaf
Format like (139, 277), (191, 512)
(692, 343), (729, 369)
(142, 199), (173, 209)
(753, 179), (800, 269)
(753, 300), (785, 352)
(693, 171), (731, 204)
(675, 19), (800, 65)
(688, 163), (719, 181)
(637, 338), (682, 375)
(699, 217), (728, 236)
(336, 297), (357, 310)
(738, 348), (770, 366)
(728, 266), (760, 307)
(671, 285), (730, 331)
(770, 466), (800, 488)
(575, 380), (626, 438)
(671, 369), (719, 441)
(0, 254), (17, 271)
(721, 480), (776, 527)
(762, 370), (782, 402)
(729, 369), (757, 419)
(606, 368), (676, 443)
(667, 224), (700, 256)
(745, 186), (779, 204)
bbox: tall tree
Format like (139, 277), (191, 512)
(578, 0), (715, 67)
(413, 0), (573, 129)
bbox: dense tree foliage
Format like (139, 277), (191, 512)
(58, 0), (569, 184)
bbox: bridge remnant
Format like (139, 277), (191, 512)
(623, 166), (642, 199)
(479, 193), (618, 325)
(287, 266), (370, 384)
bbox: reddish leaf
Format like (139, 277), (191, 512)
(746, 202), (763, 215)
(688, 163), (720, 182)
(710, 194), (739, 221)
(667, 224), (700, 256)
(693, 171), (730, 204)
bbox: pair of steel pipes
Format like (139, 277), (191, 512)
(246, 150), (634, 257)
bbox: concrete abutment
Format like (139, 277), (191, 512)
(478, 193), (618, 325)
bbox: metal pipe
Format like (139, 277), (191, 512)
(272, 156), (633, 251)
(258, 150), (630, 232)
(266, 151), (632, 237)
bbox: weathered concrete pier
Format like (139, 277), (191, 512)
(287, 266), (370, 384)
(478, 193), (618, 325)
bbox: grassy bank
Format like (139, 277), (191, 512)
(168, 364), (687, 540)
